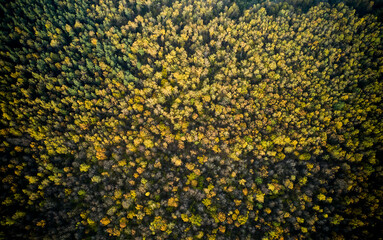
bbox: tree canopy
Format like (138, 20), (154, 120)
(1, 0), (382, 239)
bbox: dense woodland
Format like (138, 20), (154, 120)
(1, 0), (383, 239)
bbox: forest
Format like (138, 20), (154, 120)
(0, 0), (382, 239)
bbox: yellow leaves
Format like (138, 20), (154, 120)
(190, 214), (202, 226)
(313, 205), (321, 211)
(84, 100), (93, 110)
(118, 160), (127, 167)
(74, 20), (83, 28)
(50, 39), (60, 48)
(154, 160), (162, 168)
(100, 217), (111, 226)
(127, 211), (135, 219)
(192, 167), (201, 177)
(65, 24), (72, 33)
(302, 194), (310, 202)
(234, 199), (242, 206)
(135, 15), (144, 23)
(296, 217), (304, 223)
(205, 186), (216, 198)
(181, 214), (189, 222)
(255, 192), (265, 203)
(191, 179), (198, 187)
(242, 188), (248, 196)
(206, 184), (214, 192)
(141, 178), (148, 185)
(198, 155), (208, 164)
(323, 116), (331, 123)
(114, 190), (122, 199)
(79, 164), (90, 172)
(25, 176), (38, 184)
(135, 204), (143, 210)
(162, 85), (175, 97)
(136, 167), (144, 174)
(237, 212), (249, 225)
(273, 135), (291, 145)
(96, 147), (107, 161)
(219, 225), (226, 233)
(78, 123), (89, 131)
(269, 61), (277, 70)
(143, 139), (154, 148)
(218, 212), (226, 222)
(36, 220), (46, 227)
(185, 163), (195, 171)
(331, 214), (344, 225)
(10, 71), (21, 79)
(80, 212), (87, 219)
(238, 179), (246, 186)
(132, 103), (144, 112)
(168, 197), (179, 207)
(195, 101), (203, 112)
(87, 218), (95, 226)
(299, 176), (308, 186)
(65, 188), (72, 196)
(203, 95), (211, 102)
(268, 183), (275, 192)
(265, 208), (272, 214)
(99, 62), (108, 71)
(91, 38), (98, 45)
(317, 193), (326, 201)
(307, 163), (314, 170)
(133, 138), (142, 147)
(202, 198), (211, 207)
(150, 216), (168, 232)
(171, 156), (182, 166)
(119, 217), (127, 228)
(246, 201), (254, 211)
(299, 153), (311, 161)
(284, 179), (294, 190)
(130, 190), (137, 199)
(106, 228), (121, 237)
(259, 166), (269, 177)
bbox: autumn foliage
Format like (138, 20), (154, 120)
(1, 0), (382, 239)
